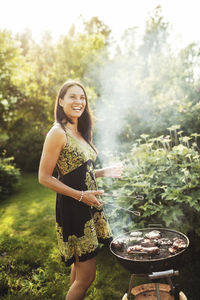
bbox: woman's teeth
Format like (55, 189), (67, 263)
(72, 106), (82, 111)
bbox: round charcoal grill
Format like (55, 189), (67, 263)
(110, 227), (189, 274)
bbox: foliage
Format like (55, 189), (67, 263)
(0, 17), (110, 171)
(6, 123), (46, 172)
(94, 6), (200, 154)
(101, 127), (200, 236)
(0, 30), (24, 132)
(99, 128), (200, 299)
(0, 153), (20, 200)
(180, 97), (200, 139)
(1, 10), (200, 170)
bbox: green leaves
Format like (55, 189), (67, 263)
(0, 155), (20, 200)
(0, 21), (110, 171)
(101, 130), (200, 234)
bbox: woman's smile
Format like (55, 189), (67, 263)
(59, 85), (86, 120)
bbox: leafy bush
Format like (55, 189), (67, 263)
(180, 101), (200, 139)
(6, 124), (46, 172)
(102, 127), (200, 236)
(0, 155), (20, 200)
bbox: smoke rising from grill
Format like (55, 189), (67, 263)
(88, 36), (157, 235)
(91, 37), (162, 166)
(87, 19), (191, 235)
(94, 57), (147, 161)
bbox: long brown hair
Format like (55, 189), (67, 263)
(54, 80), (96, 151)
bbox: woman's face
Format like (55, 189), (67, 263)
(59, 85), (86, 121)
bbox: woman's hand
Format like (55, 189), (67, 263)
(96, 163), (123, 179)
(103, 164), (123, 178)
(81, 190), (104, 207)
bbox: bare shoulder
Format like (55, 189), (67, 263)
(45, 123), (67, 148)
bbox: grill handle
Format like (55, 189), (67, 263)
(148, 269), (179, 279)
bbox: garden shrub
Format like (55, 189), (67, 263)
(180, 101), (200, 142)
(0, 155), (20, 200)
(6, 123), (46, 172)
(102, 127), (200, 236)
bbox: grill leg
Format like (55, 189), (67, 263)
(155, 283), (161, 300)
(167, 276), (175, 294)
(127, 274), (135, 300)
(167, 277), (180, 300)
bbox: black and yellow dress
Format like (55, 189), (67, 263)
(56, 130), (112, 266)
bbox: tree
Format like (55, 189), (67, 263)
(0, 18), (111, 171)
(0, 30), (24, 133)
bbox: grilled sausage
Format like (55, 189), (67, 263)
(127, 245), (160, 255)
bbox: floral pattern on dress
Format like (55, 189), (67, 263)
(56, 219), (98, 261)
(93, 211), (112, 239)
(56, 135), (96, 176)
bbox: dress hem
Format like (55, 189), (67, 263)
(61, 248), (99, 267)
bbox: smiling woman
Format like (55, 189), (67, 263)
(59, 86), (86, 117)
(38, 80), (123, 300)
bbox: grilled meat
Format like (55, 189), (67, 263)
(126, 237), (143, 246)
(145, 230), (161, 239)
(112, 239), (125, 250)
(141, 239), (157, 247)
(127, 245), (143, 253)
(172, 238), (187, 250)
(168, 238), (187, 254)
(168, 247), (177, 254)
(130, 231), (143, 237)
(157, 238), (173, 246)
(127, 245), (160, 255)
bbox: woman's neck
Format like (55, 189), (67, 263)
(65, 123), (79, 134)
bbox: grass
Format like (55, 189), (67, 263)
(0, 173), (130, 300)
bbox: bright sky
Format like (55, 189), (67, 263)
(0, 0), (200, 48)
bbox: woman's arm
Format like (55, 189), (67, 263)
(95, 164), (123, 179)
(38, 126), (78, 197)
(38, 126), (102, 206)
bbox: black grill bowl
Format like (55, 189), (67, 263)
(110, 228), (189, 274)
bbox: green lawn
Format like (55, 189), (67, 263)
(0, 173), (130, 300)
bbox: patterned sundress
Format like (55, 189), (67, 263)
(55, 130), (112, 266)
